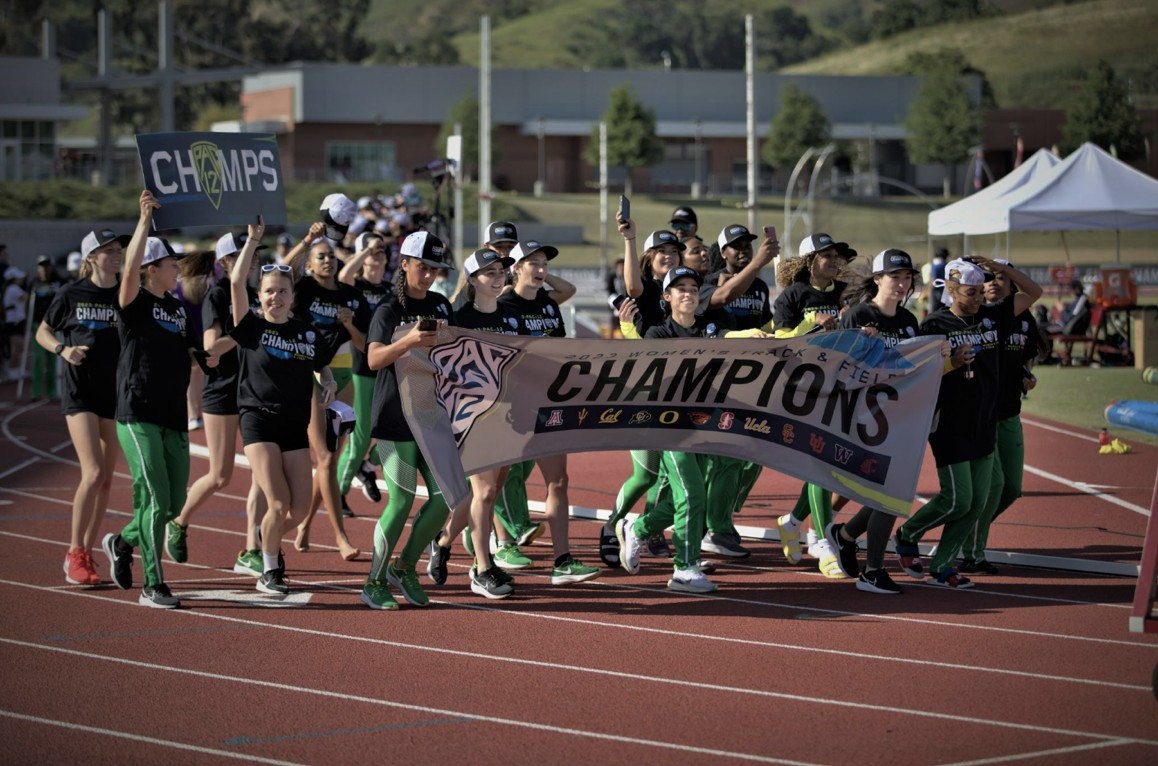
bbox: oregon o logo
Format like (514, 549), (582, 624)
(659, 410), (679, 424)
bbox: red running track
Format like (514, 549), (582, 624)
(0, 393), (1156, 765)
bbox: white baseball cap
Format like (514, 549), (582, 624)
(399, 230), (454, 269)
(80, 229), (131, 258)
(935, 258), (992, 306)
(354, 231), (385, 253)
(320, 193), (357, 240)
(643, 230), (686, 252)
(510, 240), (559, 264)
(67, 251), (82, 271)
(215, 232), (268, 261)
(464, 248), (515, 276)
(140, 237), (182, 266)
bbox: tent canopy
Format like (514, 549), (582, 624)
(927, 143), (1158, 236)
(927, 149), (1061, 236)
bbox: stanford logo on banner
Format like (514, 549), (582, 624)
(396, 329), (946, 519)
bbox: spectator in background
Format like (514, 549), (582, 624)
(0, 244), (9, 272)
(921, 248), (948, 315)
(28, 256), (64, 400)
(606, 258), (627, 328)
(1046, 279), (1090, 335)
(431, 266), (452, 297)
(170, 244), (209, 430)
(3, 266), (28, 382)
(275, 233), (295, 265)
(67, 251), (83, 281)
(669, 206), (698, 239)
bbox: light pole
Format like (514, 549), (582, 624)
(693, 118), (703, 200)
(535, 115), (545, 198)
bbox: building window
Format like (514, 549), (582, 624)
(0, 120), (56, 181)
(325, 141), (396, 182)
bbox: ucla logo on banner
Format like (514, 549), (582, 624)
(431, 336), (520, 447)
(191, 141), (224, 209)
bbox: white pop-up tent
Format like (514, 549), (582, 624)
(927, 148), (1062, 236)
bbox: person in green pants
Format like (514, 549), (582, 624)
(27, 256), (63, 400)
(895, 257), (1042, 588)
(960, 260), (1041, 574)
(101, 190), (199, 609)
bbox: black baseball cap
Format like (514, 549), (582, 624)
(662, 265), (704, 291)
(717, 224), (757, 251)
(670, 207), (697, 226)
(400, 231), (455, 270)
(510, 240), (560, 263)
(871, 249), (916, 274)
(464, 248), (515, 276)
(485, 221), (519, 244)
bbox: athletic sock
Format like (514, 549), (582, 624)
(262, 551), (279, 573)
(839, 526), (856, 543)
(361, 459), (375, 471)
(780, 513), (802, 532)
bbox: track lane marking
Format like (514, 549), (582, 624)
(931, 738), (1133, 766)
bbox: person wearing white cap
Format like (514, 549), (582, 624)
(164, 230), (268, 575)
(27, 256), (64, 400)
(101, 190), (206, 609)
(66, 250), (83, 280)
(893, 256), (1042, 589)
(37, 227), (128, 587)
(958, 259), (1042, 576)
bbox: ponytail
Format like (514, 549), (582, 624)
(449, 268), (471, 303)
(179, 250), (216, 281)
(78, 258), (94, 280)
(839, 273), (878, 309)
(394, 260), (410, 315)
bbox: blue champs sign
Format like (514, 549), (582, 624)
(136, 132), (287, 229)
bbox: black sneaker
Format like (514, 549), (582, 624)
(101, 533), (133, 590)
(139, 583), (179, 609)
(358, 464), (381, 503)
(257, 568), (290, 595)
(340, 494), (355, 518)
(471, 565), (514, 600)
(489, 565), (514, 584)
(644, 532), (673, 558)
(824, 523), (859, 579)
(426, 534), (451, 585)
(960, 558), (999, 575)
(856, 568), (903, 595)
(700, 531), (751, 559)
(598, 524), (620, 568)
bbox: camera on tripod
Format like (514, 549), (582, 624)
(413, 158), (457, 181)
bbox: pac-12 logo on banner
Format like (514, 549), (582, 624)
(431, 336), (520, 447)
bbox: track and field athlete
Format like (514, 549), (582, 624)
(894, 257), (1042, 588)
(101, 190), (202, 609)
(229, 217), (336, 594)
(959, 259), (1040, 574)
(166, 232), (268, 573)
(38, 228), (128, 585)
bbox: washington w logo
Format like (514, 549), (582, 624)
(431, 336), (520, 447)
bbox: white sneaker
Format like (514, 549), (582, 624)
(187, 417), (203, 431)
(806, 528), (822, 559)
(668, 567), (717, 593)
(615, 518), (642, 574)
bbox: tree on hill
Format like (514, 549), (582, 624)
(1061, 59), (1145, 161)
(762, 82), (831, 170)
(897, 48), (997, 108)
(435, 93), (500, 181)
(872, 0), (993, 40)
(903, 67), (984, 197)
(585, 84), (664, 196)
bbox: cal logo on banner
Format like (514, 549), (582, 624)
(135, 132), (287, 229)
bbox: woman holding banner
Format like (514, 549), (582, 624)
(893, 257), (1042, 589)
(38, 229), (129, 586)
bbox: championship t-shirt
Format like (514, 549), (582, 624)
(29, 277), (64, 324)
(291, 276), (371, 366)
(115, 288), (197, 431)
(633, 277), (667, 335)
(455, 301), (522, 334)
(42, 278), (121, 418)
(351, 276), (396, 377)
(997, 305), (1038, 420)
(838, 302), (919, 346)
(644, 314), (726, 340)
(201, 278), (260, 401)
(772, 280), (847, 336)
(498, 288), (566, 337)
(699, 269), (772, 331)
(919, 301), (1014, 467)
(368, 292), (455, 442)
(230, 310), (333, 428)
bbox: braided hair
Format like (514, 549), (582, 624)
(394, 259), (410, 315)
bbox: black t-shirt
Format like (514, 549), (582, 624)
(115, 288), (197, 431)
(644, 314), (726, 340)
(455, 301), (522, 334)
(498, 288), (566, 337)
(997, 305), (1038, 420)
(919, 301), (1014, 467)
(42, 278), (121, 416)
(29, 277), (64, 323)
(838, 302), (920, 346)
(633, 277), (667, 335)
(369, 292), (456, 442)
(291, 276), (371, 362)
(201, 279), (261, 398)
(773, 280), (847, 335)
(699, 269), (772, 331)
(352, 276), (397, 377)
(230, 311), (332, 427)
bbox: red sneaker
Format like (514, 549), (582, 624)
(82, 549), (101, 585)
(64, 546), (89, 585)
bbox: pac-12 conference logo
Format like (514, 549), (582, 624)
(148, 137), (280, 209)
(432, 336), (520, 447)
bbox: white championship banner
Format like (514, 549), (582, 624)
(397, 329), (945, 517)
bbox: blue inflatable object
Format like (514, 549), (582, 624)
(1105, 400), (1158, 436)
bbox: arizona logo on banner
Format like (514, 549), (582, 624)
(396, 330), (946, 518)
(135, 131), (287, 229)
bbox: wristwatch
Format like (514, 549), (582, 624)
(54, 343), (65, 356)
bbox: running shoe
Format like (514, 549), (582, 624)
(960, 558), (999, 576)
(893, 532), (925, 581)
(644, 532), (672, 558)
(358, 462), (382, 503)
(775, 514), (803, 564)
(695, 558), (716, 575)
(668, 567), (717, 593)
(257, 568), (289, 595)
(598, 523), (620, 568)
(386, 560), (429, 607)
(824, 522), (859, 579)
(426, 535), (451, 585)
(470, 565), (514, 600)
(64, 546), (89, 585)
(233, 549), (263, 576)
(361, 578), (399, 610)
(516, 521), (546, 547)
(340, 493), (355, 518)
(928, 568), (974, 589)
(81, 549), (101, 585)
(615, 518), (642, 574)
(165, 520), (188, 563)
(101, 533), (132, 590)
(701, 531), (750, 559)
(139, 583), (179, 609)
(856, 568), (903, 595)
(551, 555), (601, 585)
(493, 542), (532, 570)
(187, 417), (203, 431)
(490, 565), (514, 584)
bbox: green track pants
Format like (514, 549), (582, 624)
(337, 373), (381, 496)
(370, 441), (450, 580)
(494, 459), (536, 539)
(963, 417), (1024, 560)
(789, 483), (832, 532)
(116, 422), (190, 587)
(608, 450), (662, 527)
(898, 452), (995, 575)
(632, 452), (707, 569)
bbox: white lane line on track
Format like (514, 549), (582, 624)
(1020, 418), (1101, 444)
(932, 739), (1133, 766)
(49, 440), (72, 453)
(1021, 464), (1150, 516)
(0, 636), (820, 766)
(2, 574), (1155, 729)
(0, 456), (39, 482)
(0, 709), (310, 766)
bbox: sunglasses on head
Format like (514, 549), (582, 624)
(261, 264), (292, 273)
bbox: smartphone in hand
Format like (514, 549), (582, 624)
(608, 294), (628, 311)
(619, 195), (630, 222)
(763, 226), (777, 241)
(418, 318), (438, 332)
